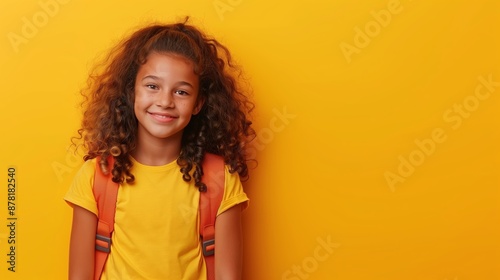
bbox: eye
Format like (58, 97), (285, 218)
(146, 84), (159, 90)
(175, 89), (189, 96)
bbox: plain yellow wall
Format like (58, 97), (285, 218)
(1, 0), (499, 279)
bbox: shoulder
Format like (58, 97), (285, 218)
(218, 165), (249, 216)
(64, 158), (99, 215)
(76, 158), (97, 182)
(202, 153), (243, 191)
(72, 157), (99, 189)
(202, 153), (225, 183)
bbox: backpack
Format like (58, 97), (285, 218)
(92, 153), (225, 280)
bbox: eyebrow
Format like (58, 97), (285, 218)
(141, 75), (194, 88)
(142, 75), (161, 81)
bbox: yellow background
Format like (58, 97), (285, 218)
(1, 0), (499, 279)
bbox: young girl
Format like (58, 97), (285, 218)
(65, 18), (255, 280)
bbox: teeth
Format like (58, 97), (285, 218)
(153, 114), (171, 118)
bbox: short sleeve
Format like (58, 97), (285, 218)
(64, 159), (98, 215)
(217, 166), (249, 216)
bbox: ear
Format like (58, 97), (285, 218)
(192, 96), (205, 115)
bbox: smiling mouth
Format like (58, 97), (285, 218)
(148, 112), (178, 121)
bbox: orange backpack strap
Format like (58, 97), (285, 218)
(92, 156), (119, 280)
(200, 153), (225, 280)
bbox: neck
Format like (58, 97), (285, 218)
(131, 134), (182, 166)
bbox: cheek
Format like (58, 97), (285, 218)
(133, 92), (142, 116)
(133, 101), (138, 118)
(186, 101), (199, 115)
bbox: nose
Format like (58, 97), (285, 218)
(156, 91), (174, 108)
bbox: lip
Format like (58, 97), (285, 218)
(148, 111), (178, 123)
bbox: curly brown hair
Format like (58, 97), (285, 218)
(74, 18), (255, 191)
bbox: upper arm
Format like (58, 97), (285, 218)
(69, 204), (97, 280)
(215, 203), (243, 280)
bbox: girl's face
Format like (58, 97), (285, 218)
(134, 52), (203, 145)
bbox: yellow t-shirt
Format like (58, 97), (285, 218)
(64, 157), (249, 280)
